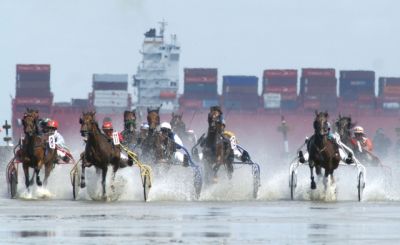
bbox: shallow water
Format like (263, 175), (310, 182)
(2, 150), (400, 244)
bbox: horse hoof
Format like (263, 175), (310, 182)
(37, 181), (43, 187)
(80, 182), (86, 188)
(311, 182), (316, 190)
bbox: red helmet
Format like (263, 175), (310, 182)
(47, 120), (58, 129)
(102, 121), (113, 130)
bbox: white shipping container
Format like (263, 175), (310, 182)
(94, 90), (129, 107)
(383, 102), (400, 109)
(93, 74), (128, 83)
(263, 93), (281, 108)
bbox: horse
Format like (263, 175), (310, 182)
(21, 108), (57, 191)
(307, 111), (341, 190)
(121, 110), (137, 149)
(139, 106), (161, 163)
(79, 111), (131, 199)
(170, 112), (197, 147)
(202, 106), (234, 183)
(335, 114), (354, 146)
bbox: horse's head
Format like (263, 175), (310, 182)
(170, 112), (185, 132)
(335, 114), (353, 140)
(22, 111), (37, 137)
(313, 110), (329, 136)
(79, 111), (97, 137)
(147, 107), (160, 131)
(208, 106), (224, 132)
(124, 110), (136, 132)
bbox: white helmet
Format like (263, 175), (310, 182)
(140, 122), (149, 129)
(160, 122), (172, 130)
(353, 126), (364, 134)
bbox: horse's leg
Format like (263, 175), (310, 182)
(111, 165), (118, 192)
(23, 164), (30, 190)
(101, 166), (108, 200)
(35, 161), (42, 187)
(80, 154), (87, 188)
(309, 161), (316, 190)
(43, 161), (52, 187)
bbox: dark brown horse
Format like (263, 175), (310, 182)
(121, 110), (137, 148)
(335, 115), (354, 146)
(139, 106), (161, 162)
(202, 106), (233, 183)
(307, 111), (341, 190)
(79, 111), (131, 199)
(21, 109), (57, 190)
(170, 112), (186, 137)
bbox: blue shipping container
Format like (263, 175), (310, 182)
(223, 76), (258, 87)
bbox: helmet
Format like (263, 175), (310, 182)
(140, 122), (149, 130)
(160, 122), (172, 130)
(353, 126), (364, 134)
(102, 121), (113, 130)
(47, 120), (58, 129)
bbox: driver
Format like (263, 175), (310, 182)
(160, 122), (189, 167)
(350, 126), (373, 152)
(47, 119), (71, 163)
(101, 121), (133, 166)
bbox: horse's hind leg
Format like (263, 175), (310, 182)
(309, 161), (316, 190)
(43, 162), (52, 187)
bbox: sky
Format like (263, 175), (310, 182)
(1, 0), (400, 140)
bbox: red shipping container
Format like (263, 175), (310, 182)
(302, 68), (335, 78)
(17, 64), (50, 73)
(184, 76), (217, 83)
(303, 99), (321, 109)
(160, 91), (176, 99)
(264, 85), (297, 94)
(263, 69), (297, 78)
(180, 99), (202, 109)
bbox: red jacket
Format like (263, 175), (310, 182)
(351, 137), (373, 152)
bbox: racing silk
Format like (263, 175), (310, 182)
(351, 137), (373, 152)
(171, 132), (183, 147)
(53, 130), (66, 148)
(223, 130), (242, 159)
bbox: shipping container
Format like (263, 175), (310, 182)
(17, 64), (50, 73)
(264, 85), (297, 94)
(71, 99), (90, 108)
(179, 98), (203, 109)
(263, 93), (281, 109)
(93, 74), (128, 83)
(223, 76), (258, 87)
(302, 68), (336, 78)
(223, 86), (257, 94)
(263, 69), (297, 79)
(16, 89), (53, 98)
(184, 68), (217, 77)
(17, 73), (50, 82)
(16, 80), (50, 89)
(379, 77), (400, 96)
(93, 90), (129, 107)
(93, 81), (128, 91)
(202, 99), (219, 108)
(340, 70), (375, 81)
(184, 83), (217, 93)
(160, 91), (176, 99)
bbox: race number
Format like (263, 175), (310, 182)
(112, 132), (120, 145)
(49, 135), (56, 149)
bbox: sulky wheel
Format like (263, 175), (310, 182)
(9, 168), (18, 199)
(290, 170), (297, 200)
(357, 172), (365, 202)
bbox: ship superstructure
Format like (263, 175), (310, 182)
(133, 21), (180, 112)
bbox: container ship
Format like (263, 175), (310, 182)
(11, 23), (400, 160)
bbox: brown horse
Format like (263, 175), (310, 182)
(21, 108), (57, 190)
(139, 106), (161, 163)
(307, 111), (341, 190)
(79, 111), (131, 199)
(335, 114), (354, 146)
(121, 110), (137, 148)
(202, 106), (233, 183)
(170, 112), (186, 137)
